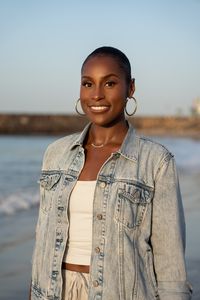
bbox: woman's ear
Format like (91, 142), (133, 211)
(128, 78), (135, 97)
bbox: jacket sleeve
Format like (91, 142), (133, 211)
(151, 152), (192, 299)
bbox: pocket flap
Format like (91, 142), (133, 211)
(119, 187), (152, 204)
(39, 173), (61, 190)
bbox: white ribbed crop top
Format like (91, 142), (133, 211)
(63, 181), (96, 265)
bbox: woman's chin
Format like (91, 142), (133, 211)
(86, 114), (126, 128)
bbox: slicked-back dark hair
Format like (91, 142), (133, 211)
(81, 46), (132, 84)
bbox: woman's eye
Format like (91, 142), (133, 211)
(105, 81), (116, 87)
(82, 81), (92, 88)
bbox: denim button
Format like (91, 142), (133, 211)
(95, 247), (100, 253)
(97, 214), (103, 220)
(99, 182), (106, 188)
(93, 280), (99, 287)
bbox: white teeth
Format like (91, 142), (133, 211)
(91, 106), (108, 111)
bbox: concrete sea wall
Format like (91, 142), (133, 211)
(0, 114), (200, 138)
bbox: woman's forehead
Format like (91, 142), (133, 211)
(81, 55), (123, 75)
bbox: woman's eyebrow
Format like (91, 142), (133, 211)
(81, 74), (120, 80)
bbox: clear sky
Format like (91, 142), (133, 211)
(0, 0), (199, 115)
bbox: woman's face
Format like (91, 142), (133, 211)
(80, 55), (135, 127)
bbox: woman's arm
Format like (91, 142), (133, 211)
(151, 153), (192, 299)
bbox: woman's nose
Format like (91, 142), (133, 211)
(91, 86), (104, 101)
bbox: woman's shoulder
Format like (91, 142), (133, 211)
(46, 132), (80, 152)
(137, 134), (170, 151)
(42, 132), (80, 166)
(135, 133), (174, 163)
(132, 133), (175, 178)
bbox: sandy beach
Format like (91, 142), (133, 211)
(0, 208), (37, 300)
(179, 171), (200, 299)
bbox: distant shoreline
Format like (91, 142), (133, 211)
(0, 113), (200, 138)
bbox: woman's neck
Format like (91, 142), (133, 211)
(87, 120), (128, 147)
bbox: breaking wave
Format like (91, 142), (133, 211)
(0, 189), (39, 216)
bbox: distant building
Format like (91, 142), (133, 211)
(191, 98), (200, 116)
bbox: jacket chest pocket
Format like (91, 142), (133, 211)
(115, 183), (153, 230)
(39, 172), (61, 213)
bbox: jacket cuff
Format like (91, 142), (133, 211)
(158, 281), (192, 300)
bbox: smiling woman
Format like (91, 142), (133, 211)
(80, 56), (134, 128)
(80, 47), (134, 130)
(30, 46), (192, 300)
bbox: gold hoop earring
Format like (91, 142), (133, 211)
(125, 97), (137, 116)
(75, 98), (85, 116)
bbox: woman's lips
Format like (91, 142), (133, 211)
(89, 105), (110, 113)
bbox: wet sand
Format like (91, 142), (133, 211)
(0, 171), (199, 300)
(179, 171), (200, 299)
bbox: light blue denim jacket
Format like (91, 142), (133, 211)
(31, 122), (192, 300)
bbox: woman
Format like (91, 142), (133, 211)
(30, 46), (192, 299)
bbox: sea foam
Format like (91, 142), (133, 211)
(0, 190), (39, 216)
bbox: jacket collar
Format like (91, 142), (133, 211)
(117, 122), (139, 162)
(70, 122), (91, 149)
(70, 121), (139, 162)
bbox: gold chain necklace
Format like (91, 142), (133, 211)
(91, 143), (104, 148)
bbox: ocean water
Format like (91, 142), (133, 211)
(0, 135), (56, 216)
(0, 134), (199, 299)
